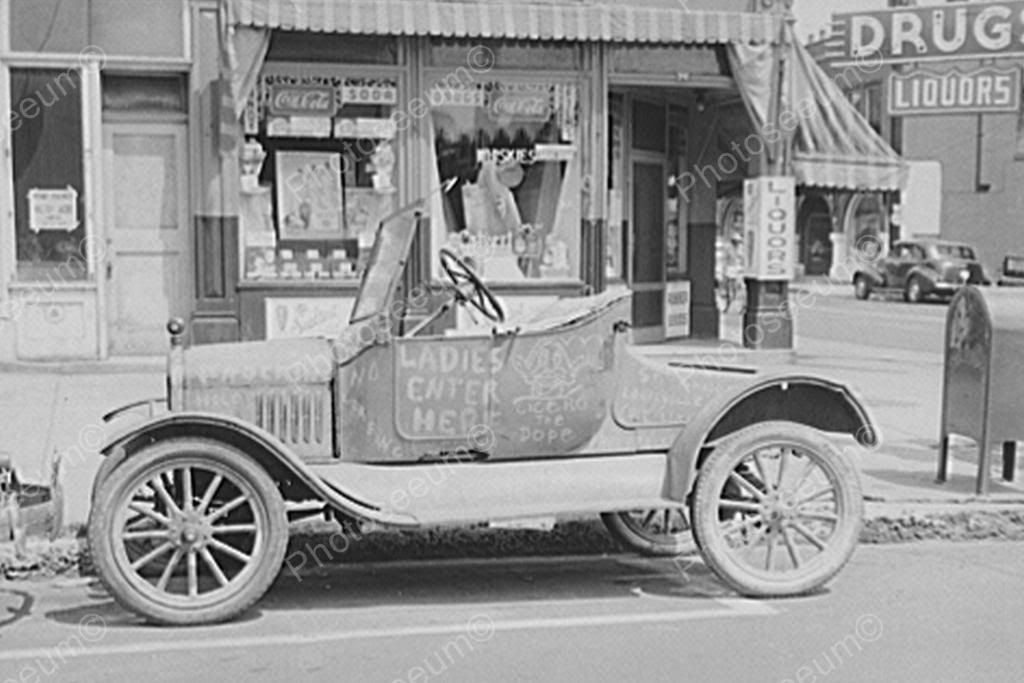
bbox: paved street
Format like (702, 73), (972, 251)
(2, 542), (1023, 683)
(792, 284), (948, 355)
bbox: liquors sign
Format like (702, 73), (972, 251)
(830, 2), (1024, 65)
(888, 66), (1022, 116)
(744, 177), (795, 281)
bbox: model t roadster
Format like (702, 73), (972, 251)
(90, 200), (876, 625)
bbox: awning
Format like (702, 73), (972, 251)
(729, 26), (907, 193)
(228, 0), (781, 45)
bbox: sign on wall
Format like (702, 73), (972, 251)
(27, 187), (79, 232)
(744, 176), (796, 281)
(664, 281), (691, 339)
(268, 85), (336, 117)
(830, 2), (1024, 66)
(888, 66), (1021, 116)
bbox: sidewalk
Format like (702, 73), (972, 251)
(0, 321), (1021, 533)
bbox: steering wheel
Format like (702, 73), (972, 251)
(439, 248), (505, 323)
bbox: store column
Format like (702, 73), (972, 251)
(685, 105), (720, 339)
(742, 3), (795, 350)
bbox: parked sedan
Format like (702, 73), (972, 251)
(853, 239), (989, 303)
(997, 254), (1024, 287)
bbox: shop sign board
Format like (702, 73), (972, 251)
(888, 66), (1021, 116)
(743, 176), (796, 281)
(27, 186), (79, 233)
(664, 281), (691, 339)
(268, 85), (335, 117)
(265, 297), (354, 340)
(831, 2), (1024, 66)
(340, 83), (398, 106)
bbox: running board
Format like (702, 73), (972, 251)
(308, 454), (673, 527)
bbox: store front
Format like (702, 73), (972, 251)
(203, 1), (782, 347)
(0, 0), (906, 360)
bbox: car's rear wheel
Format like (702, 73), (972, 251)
(905, 276), (924, 303)
(89, 438), (288, 625)
(853, 276), (871, 300)
(601, 508), (697, 557)
(691, 421), (862, 597)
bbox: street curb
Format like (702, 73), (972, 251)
(6, 508), (1024, 579)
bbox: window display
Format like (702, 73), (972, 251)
(430, 79), (581, 282)
(240, 68), (398, 282)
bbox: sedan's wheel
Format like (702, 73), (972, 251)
(905, 277), (924, 303)
(691, 422), (862, 597)
(853, 276), (871, 300)
(88, 438), (288, 625)
(601, 508), (697, 557)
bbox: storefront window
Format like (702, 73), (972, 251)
(240, 67), (399, 282)
(430, 78), (581, 281)
(10, 68), (88, 282)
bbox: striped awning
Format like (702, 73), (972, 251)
(729, 27), (907, 193)
(788, 32), (906, 192)
(228, 0), (781, 45)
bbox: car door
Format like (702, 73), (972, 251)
(885, 243), (916, 288)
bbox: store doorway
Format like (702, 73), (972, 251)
(103, 122), (191, 354)
(799, 195), (832, 276)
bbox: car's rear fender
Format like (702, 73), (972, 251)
(95, 412), (418, 527)
(663, 376), (878, 501)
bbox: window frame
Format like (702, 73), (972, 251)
(421, 66), (586, 286)
(1, 56), (101, 293)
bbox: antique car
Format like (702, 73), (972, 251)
(997, 254), (1024, 287)
(853, 238), (989, 303)
(90, 198), (877, 626)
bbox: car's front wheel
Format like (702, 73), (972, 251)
(853, 276), (871, 300)
(691, 421), (862, 597)
(905, 276), (925, 303)
(601, 508), (697, 557)
(88, 438), (288, 625)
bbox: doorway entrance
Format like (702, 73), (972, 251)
(798, 195), (833, 276)
(103, 122), (191, 354)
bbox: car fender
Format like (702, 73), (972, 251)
(853, 266), (884, 287)
(907, 265), (939, 290)
(95, 411), (419, 527)
(662, 374), (878, 502)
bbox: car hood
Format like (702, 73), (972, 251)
(183, 338), (334, 388)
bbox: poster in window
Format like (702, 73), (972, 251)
(276, 151), (344, 240)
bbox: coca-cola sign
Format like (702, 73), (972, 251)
(268, 85), (336, 117)
(489, 93), (551, 122)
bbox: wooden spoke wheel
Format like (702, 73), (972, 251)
(601, 507), (697, 557)
(691, 422), (862, 597)
(88, 438), (287, 625)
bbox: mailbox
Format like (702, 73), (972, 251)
(939, 286), (1024, 494)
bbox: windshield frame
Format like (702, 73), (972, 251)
(348, 203), (424, 325)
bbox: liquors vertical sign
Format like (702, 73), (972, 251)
(744, 177), (796, 281)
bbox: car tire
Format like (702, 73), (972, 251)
(905, 277), (924, 303)
(853, 276), (871, 300)
(690, 421), (863, 598)
(89, 438), (288, 626)
(601, 508), (698, 557)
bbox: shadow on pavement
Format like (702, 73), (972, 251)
(44, 555), (740, 629)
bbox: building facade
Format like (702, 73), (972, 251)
(0, 0), (898, 361)
(809, 0), (1024, 281)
